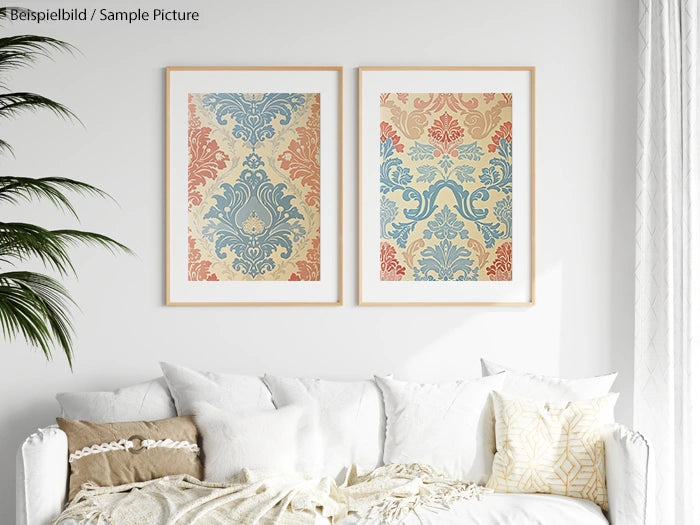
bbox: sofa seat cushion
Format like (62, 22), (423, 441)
(335, 493), (608, 525)
(56, 493), (607, 525)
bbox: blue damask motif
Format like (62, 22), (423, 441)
(424, 205), (468, 241)
(380, 139), (413, 194)
(454, 165), (476, 183)
(494, 195), (512, 238)
(197, 92), (311, 278)
(416, 165), (440, 183)
(416, 163), (476, 184)
(380, 195), (398, 239)
(408, 142), (435, 161)
(437, 156), (454, 172)
(479, 138), (512, 194)
(388, 180), (502, 248)
(380, 130), (509, 250)
(413, 239), (478, 281)
(409, 141), (483, 162)
(203, 154), (305, 278)
(456, 142), (484, 161)
(201, 93), (306, 148)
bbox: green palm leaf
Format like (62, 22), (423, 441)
(0, 34), (75, 76)
(0, 138), (12, 155)
(0, 176), (114, 218)
(0, 21), (130, 366)
(0, 92), (77, 121)
(0, 28), (75, 152)
(0, 223), (132, 276)
(0, 271), (75, 366)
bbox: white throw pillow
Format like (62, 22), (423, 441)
(263, 375), (385, 480)
(193, 402), (303, 482)
(56, 378), (176, 422)
(375, 374), (505, 484)
(160, 362), (274, 416)
(480, 359), (617, 401)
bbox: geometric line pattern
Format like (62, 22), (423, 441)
(635, 1), (698, 524)
(487, 392), (617, 510)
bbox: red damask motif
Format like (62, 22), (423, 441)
(427, 112), (465, 157)
(380, 241), (406, 281)
(484, 93), (496, 103)
(278, 94), (321, 208)
(288, 236), (320, 281)
(396, 93), (409, 104)
(188, 95), (230, 209)
(380, 121), (405, 152)
(486, 241), (512, 281)
(188, 233), (218, 281)
(488, 121), (512, 153)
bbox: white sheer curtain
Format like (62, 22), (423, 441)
(635, 0), (699, 523)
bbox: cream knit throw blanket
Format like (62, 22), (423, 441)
(55, 464), (489, 525)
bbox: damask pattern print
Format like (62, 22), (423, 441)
(379, 92), (513, 281)
(187, 92), (321, 281)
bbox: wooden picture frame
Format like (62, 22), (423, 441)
(166, 66), (343, 305)
(358, 66), (535, 305)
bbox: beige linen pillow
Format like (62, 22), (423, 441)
(487, 391), (618, 510)
(57, 416), (202, 501)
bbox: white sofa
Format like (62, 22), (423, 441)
(16, 372), (654, 525)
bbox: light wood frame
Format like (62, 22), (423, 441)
(166, 66), (343, 306)
(358, 66), (536, 306)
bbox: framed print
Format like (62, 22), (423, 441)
(166, 66), (342, 305)
(358, 66), (535, 305)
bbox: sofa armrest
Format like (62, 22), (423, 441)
(603, 423), (654, 525)
(16, 425), (68, 525)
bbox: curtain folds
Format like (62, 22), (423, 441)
(634, 1), (698, 524)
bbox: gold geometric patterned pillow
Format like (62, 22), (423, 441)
(487, 391), (618, 510)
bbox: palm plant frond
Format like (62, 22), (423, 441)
(0, 138), (12, 156)
(0, 34), (75, 77)
(0, 29), (129, 367)
(0, 176), (115, 218)
(0, 271), (75, 366)
(48, 230), (132, 256)
(0, 92), (77, 122)
(0, 223), (133, 276)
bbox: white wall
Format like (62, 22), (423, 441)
(2, 0), (637, 517)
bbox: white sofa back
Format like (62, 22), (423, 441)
(21, 367), (653, 525)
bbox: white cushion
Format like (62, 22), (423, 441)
(375, 374), (505, 485)
(333, 493), (608, 525)
(16, 426), (68, 525)
(193, 402), (304, 482)
(56, 378), (175, 422)
(263, 375), (384, 480)
(603, 423), (654, 525)
(160, 362), (274, 415)
(480, 359), (617, 400)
